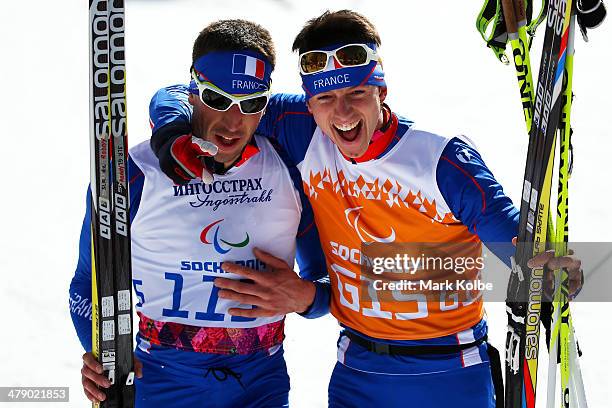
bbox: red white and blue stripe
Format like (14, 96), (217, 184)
(232, 54), (266, 80)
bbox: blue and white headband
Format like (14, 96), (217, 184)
(189, 50), (273, 96)
(300, 43), (386, 100)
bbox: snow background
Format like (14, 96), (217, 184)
(0, 0), (610, 406)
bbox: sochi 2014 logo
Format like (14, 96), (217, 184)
(200, 219), (250, 254)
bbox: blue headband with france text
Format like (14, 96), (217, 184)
(300, 43), (386, 100)
(190, 50), (273, 96)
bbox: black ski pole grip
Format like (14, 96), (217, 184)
(577, 0), (607, 29)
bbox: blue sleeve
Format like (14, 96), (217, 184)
(299, 279), (331, 319)
(69, 188), (94, 351)
(68, 158), (145, 351)
(256, 93), (317, 165)
(148, 87), (316, 165)
(270, 139), (329, 318)
(436, 138), (519, 267)
(149, 85), (192, 131)
(295, 211), (331, 319)
(294, 197), (327, 283)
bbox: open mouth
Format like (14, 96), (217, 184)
(333, 120), (362, 143)
(214, 134), (241, 148)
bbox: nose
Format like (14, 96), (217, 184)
(333, 95), (352, 119)
(223, 104), (244, 132)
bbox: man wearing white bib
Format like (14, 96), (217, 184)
(69, 19), (326, 408)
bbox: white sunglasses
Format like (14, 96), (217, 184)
(298, 44), (380, 75)
(190, 70), (270, 115)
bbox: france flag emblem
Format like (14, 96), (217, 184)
(232, 54), (265, 80)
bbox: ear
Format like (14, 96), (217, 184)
(188, 93), (196, 106)
(305, 99), (313, 114)
(378, 87), (388, 103)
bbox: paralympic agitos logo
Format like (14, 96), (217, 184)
(200, 219), (250, 254)
(345, 207), (396, 243)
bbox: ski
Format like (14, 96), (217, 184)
(504, 0), (573, 407)
(89, 0), (116, 405)
(545, 13), (574, 407)
(547, 12), (590, 407)
(108, 0), (135, 405)
(481, 1), (593, 406)
(496, 2), (588, 406)
(89, 0), (134, 407)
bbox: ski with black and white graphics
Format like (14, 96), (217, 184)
(89, 0), (135, 407)
(505, 0), (574, 407)
(108, 0), (135, 405)
(89, 1), (116, 405)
